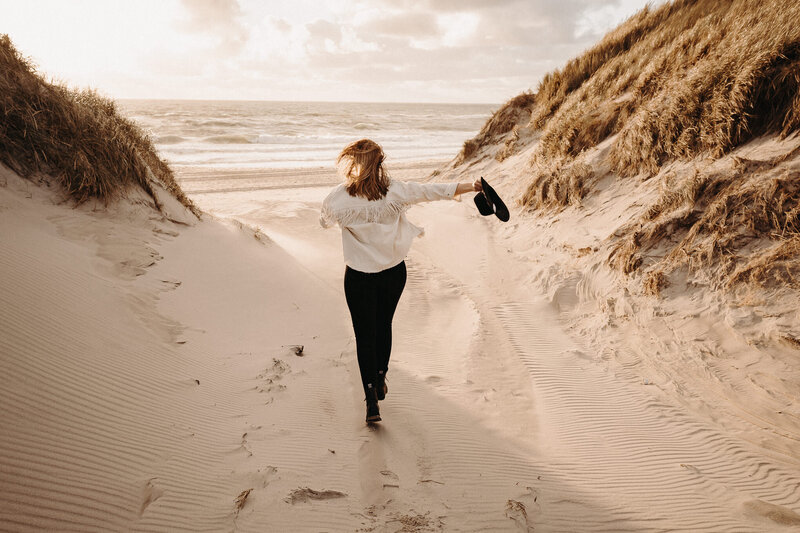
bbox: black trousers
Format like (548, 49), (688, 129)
(344, 261), (407, 396)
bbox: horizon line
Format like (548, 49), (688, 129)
(116, 97), (502, 107)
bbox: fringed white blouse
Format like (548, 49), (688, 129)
(320, 180), (458, 273)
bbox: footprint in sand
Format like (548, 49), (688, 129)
(238, 432), (253, 457)
(285, 487), (347, 504)
(256, 358), (290, 396)
(139, 478), (164, 516)
(159, 279), (182, 291)
(118, 246), (163, 278)
(234, 465), (278, 492)
(152, 226), (179, 237)
(741, 499), (800, 527)
(256, 465), (278, 487)
(380, 470), (400, 489)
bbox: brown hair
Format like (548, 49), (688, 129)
(338, 138), (390, 201)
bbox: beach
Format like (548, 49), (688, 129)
(3, 1), (800, 525)
(180, 161), (800, 531)
(4, 154), (800, 531)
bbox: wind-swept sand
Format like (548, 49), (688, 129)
(2, 160), (800, 531)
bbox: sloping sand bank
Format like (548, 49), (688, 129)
(2, 161), (800, 531)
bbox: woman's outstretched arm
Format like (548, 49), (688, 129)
(454, 179), (482, 196)
(396, 179), (483, 204)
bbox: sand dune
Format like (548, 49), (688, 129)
(0, 166), (348, 531)
(2, 158), (800, 531)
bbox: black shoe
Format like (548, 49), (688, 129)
(376, 373), (388, 401)
(474, 177), (510, 222)
(366, 387), (381, 423)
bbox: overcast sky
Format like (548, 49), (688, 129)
(2, 0), (660, 103)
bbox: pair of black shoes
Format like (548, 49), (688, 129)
(474, 177), (510, 222)
(366, 373), (388, 423)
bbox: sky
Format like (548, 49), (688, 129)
(2, 0), (660, 104)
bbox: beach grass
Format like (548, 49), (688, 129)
(459, 0), (800, 290)
(464, 0), (800, 176)
(0, 35), (198, 216)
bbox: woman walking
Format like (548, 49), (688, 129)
(320, 139), (480, 423)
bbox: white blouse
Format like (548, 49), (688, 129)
(320, 180), (458, 273)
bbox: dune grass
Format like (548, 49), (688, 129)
(455, 92), (536, 165)
(458, 0), (800, 290)
(0, 35), (198, 216)
(609, 146), (800, 291)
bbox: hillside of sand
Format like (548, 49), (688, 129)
(429, 0), (800, 514)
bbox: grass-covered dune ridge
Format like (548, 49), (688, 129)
(459, 0), (800, 290)
(464, 0), (800, 175)
(0, 35), (198, 216)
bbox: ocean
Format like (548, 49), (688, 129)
(119, 100), (494, 170)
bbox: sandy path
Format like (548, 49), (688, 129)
(414, 203), (800, 531)
(193, 171), (800, 531)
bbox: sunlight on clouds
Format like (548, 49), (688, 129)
(0, 0), (658, 102)
(437, 12), (480, 47)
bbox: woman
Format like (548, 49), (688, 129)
(320, 138), (480, 423)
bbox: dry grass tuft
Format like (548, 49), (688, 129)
(643, 270), (669, 296)
(727, 236), (800, 287)
(608, 157), (800, 289)
(521, 159), (595, 210)
(456, 92), (536, 164)
(495, 126), (521, 162)
(456, 138), (480, 165)
(781, 335), (800, 349)
(0, 35), (198, 216)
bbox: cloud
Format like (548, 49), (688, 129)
(306, 19), (342, 42)
(296, 1), (621, 83)
(178, 0), (656, 101)
(178, 0), (249, 52)
(377, 0), (521, 11)
(1, 0), (656, 102)
(361, 12), (440, 38)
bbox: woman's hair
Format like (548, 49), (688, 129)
(338, 138), (390, 201)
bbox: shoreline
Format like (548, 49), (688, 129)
(174, 159), (448, 195)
